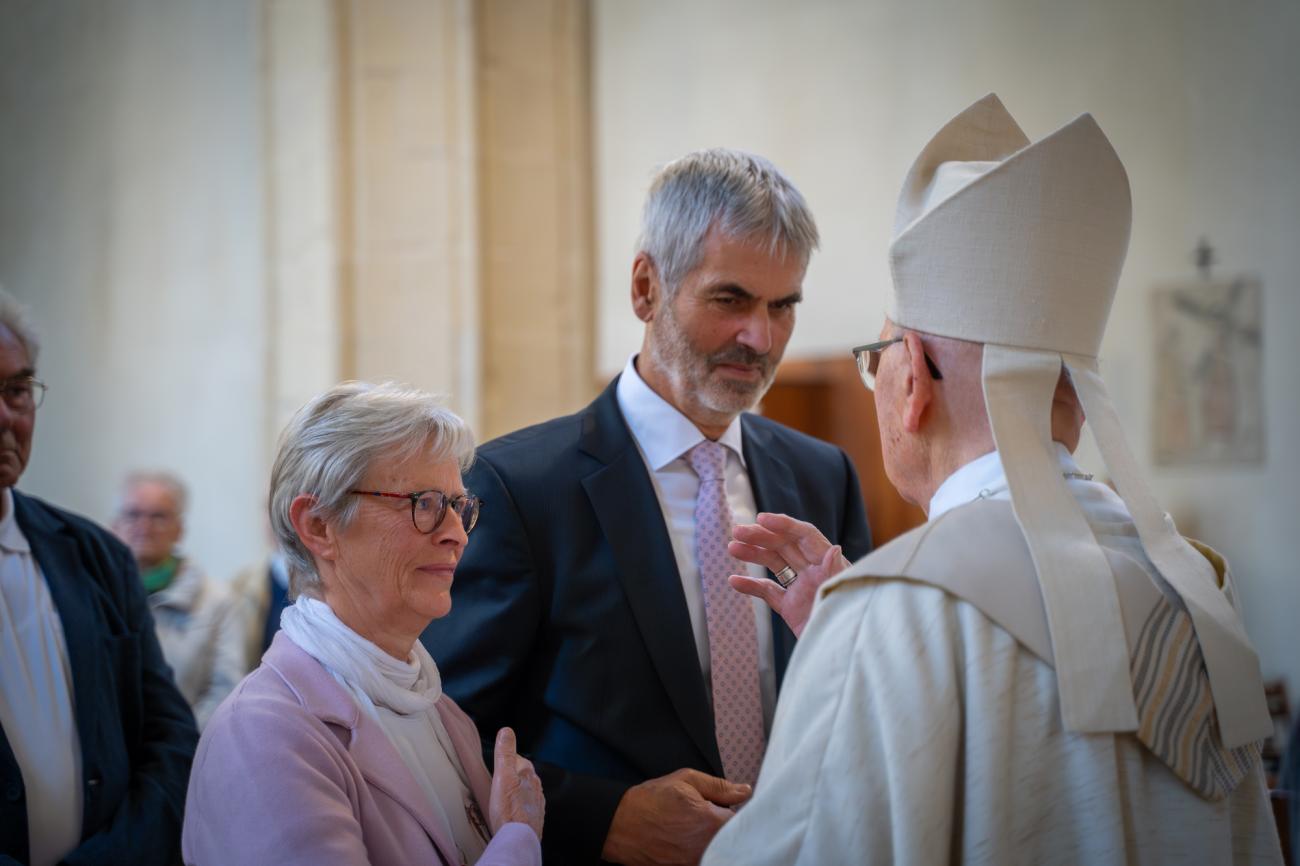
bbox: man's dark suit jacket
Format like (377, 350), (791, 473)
(0, 491), (198, 866)
(421, 378), (872, 864)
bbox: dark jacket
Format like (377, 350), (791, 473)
(0, 490), (198, 866)
(421, 379), (872, 863)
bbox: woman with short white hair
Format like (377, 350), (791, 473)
(182, 381), (543, 866)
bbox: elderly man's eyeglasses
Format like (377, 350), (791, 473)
(348, 489), (482, 534)
(0, 376), (47, 412)
(852, 337), (943, 391)
(118, 508), (178, 525)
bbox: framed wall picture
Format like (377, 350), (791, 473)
(1152, 276), (1264, 465)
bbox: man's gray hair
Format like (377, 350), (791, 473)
(269, 381), (476, 598)
(0, 288), (41, 367)
(120, 470), (189, 516)
(637, 148), (819, 294)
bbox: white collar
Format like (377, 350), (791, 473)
(0, 488), (30, 554)
(615, 354), (746, 470)
(929, 443), (1085, 520)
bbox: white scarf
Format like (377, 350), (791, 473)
(280, 595), (442, 717)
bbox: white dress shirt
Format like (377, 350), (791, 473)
(0, 488), (83, 866)
(616, 356), (777, 731)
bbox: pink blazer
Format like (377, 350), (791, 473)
(182, 632), (540, 866)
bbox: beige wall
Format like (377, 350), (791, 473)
(593, 0), (1300, 697)
(1, 1), (270, 582)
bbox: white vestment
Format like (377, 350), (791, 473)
(703, 469), (1282, 866)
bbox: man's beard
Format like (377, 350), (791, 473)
(647, 301), (780, 419)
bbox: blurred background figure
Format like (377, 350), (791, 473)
(113, 470), (243, 729)
(230, 545), (291, 671)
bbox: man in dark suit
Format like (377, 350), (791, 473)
(0, 291), (198, 866)
(422, 149), (872, 865)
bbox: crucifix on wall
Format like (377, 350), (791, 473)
(1151, 239), (1265, 465)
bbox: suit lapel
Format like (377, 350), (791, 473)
(739, 418), (800, 683)
(579, 382), (723, 774)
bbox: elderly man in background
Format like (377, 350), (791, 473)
(704, 94), (1283, 865)
(423, 148), (872, 864)
(183, 381), (543, 866)
(0, 290), (197, 866)
(113, 471), (244, 729)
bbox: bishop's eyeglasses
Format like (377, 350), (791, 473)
(851, 337), (943, 391)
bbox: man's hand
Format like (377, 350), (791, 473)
(728, 512), (850, 638)
(601, 768), (751, 865)
(488, 727), (545, 839)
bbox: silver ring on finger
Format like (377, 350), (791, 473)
(774, 565), (798, 588)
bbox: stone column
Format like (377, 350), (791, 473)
(263, 0), (480, 433)
(344, 0), (481, 426)
(262, 0), (596, 442)
(475, 0), (596, 438)
(263, 0), (348, 442)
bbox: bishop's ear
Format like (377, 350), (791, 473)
(901, 331), (936, 433)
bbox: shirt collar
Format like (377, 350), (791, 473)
(616, 354), (746, 470)
(928, 443), (1084, 520)
(0, 488), (30, 554)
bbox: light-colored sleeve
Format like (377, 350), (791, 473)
(229, 563), (273, 671)
(191, 580), (249, 730)
(702, 580), (965, 866)
(182, 697), (373, 866)
(477, 823), (542, 866)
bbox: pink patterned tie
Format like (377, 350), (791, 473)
(687, 440), (765, 785)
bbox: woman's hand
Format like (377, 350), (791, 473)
(488, 727), (545, 840)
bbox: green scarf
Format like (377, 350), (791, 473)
(141, 556), (180, 595)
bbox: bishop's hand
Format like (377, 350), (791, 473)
(727, 512), (849, 638)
